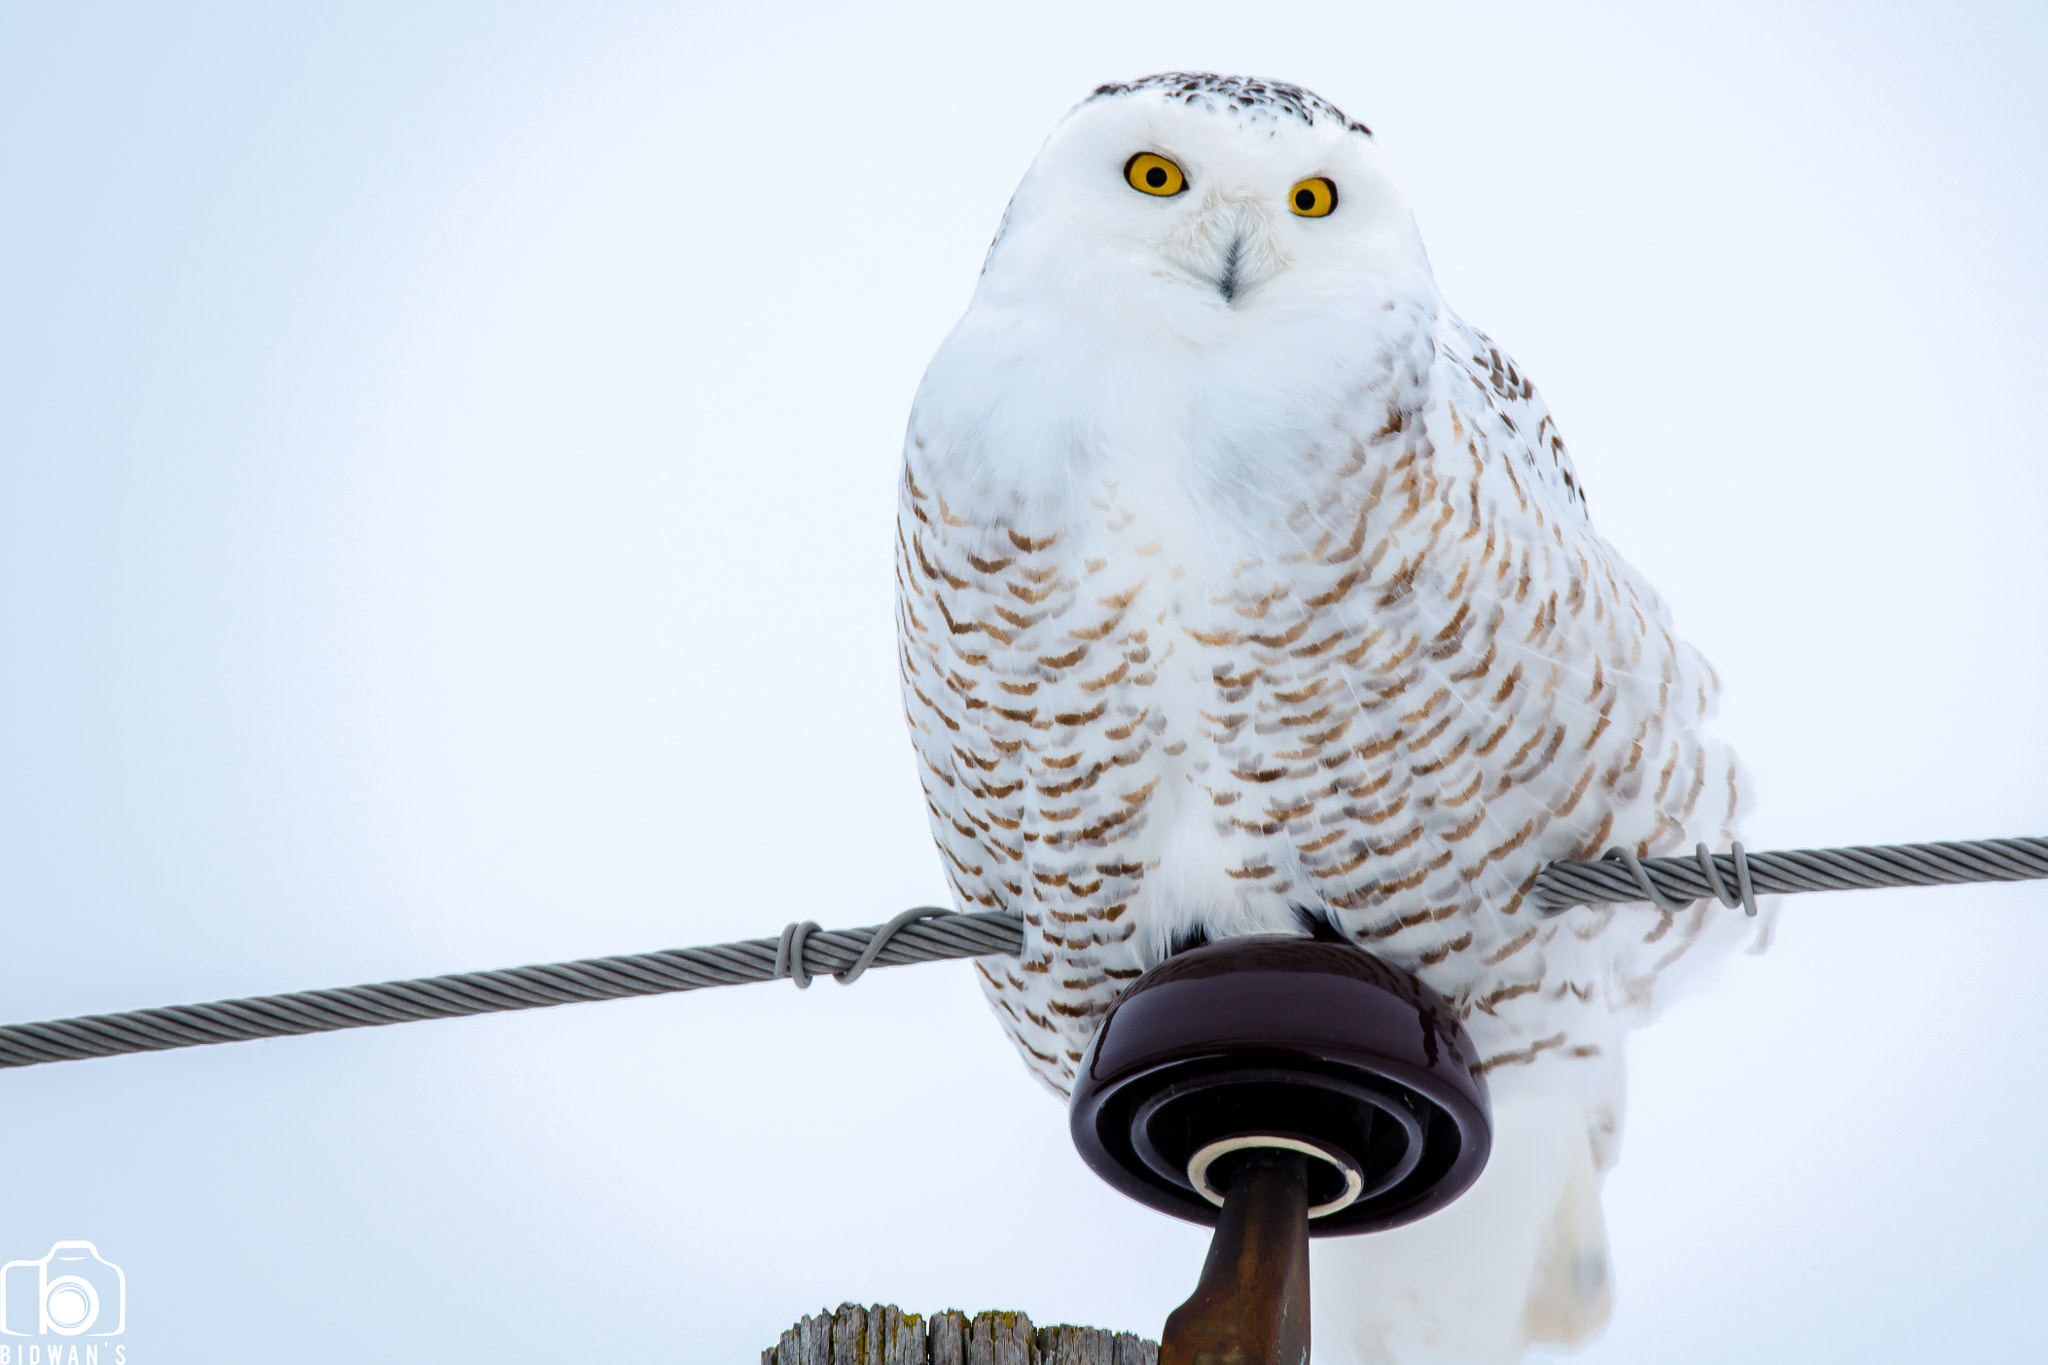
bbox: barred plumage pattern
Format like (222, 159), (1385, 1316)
(898, 303), (1749, 1131)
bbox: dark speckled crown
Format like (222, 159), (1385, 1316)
(1087, 72), (1371, 137)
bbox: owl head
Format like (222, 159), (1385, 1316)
(976, 74), (1434, 339)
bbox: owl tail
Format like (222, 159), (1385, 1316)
(1309, 1092), (1612, 1364)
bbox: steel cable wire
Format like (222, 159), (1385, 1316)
(1, 837), (2041, 1071)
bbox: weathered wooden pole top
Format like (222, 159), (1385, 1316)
(764, 1303), (1158, 1365)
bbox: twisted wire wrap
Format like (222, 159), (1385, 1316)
(773, 907), (955, 988)
(0, 837), (2040, 1071)
(1530, 836), (2048, 915)
(1593, 843), (1759, 916)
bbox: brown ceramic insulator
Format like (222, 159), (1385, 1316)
(1069, 935), (1491, 1236)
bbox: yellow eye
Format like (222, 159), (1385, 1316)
(1289, 177), (1338, 217)
(1125, 152), (1187, 197)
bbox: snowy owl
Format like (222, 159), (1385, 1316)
(896, 74), (1755, 1363)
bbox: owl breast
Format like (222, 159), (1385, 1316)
(897, 302), (1744, 1106)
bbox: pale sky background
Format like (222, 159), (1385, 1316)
(3, 2), (2045, 1360)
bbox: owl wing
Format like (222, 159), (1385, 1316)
(1445, 318), (1592, 519)
(1217, 306), (1746, 1113)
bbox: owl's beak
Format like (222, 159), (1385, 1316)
(1157, 196), (1284, 308)
(1201, 200), (1283, 307)
(1217, 233), (1245, 304)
